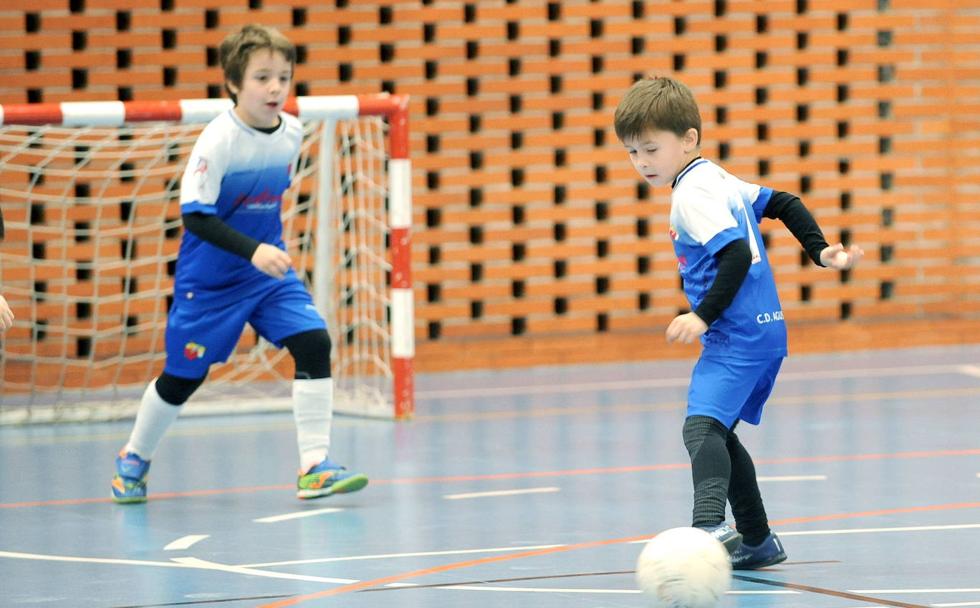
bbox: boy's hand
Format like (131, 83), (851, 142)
(666, 312), (708, 344)
(0, 295), (13, 331)
(820, 243), (864, 269)
(251, 243), (293, 279)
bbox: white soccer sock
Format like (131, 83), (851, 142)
(292, 377), (333, 472)
(124, 379), (182, 460)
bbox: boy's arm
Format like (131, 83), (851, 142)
(182, 212), (261, 260)
(182, 213), (292, 279)
(666, 239), (751, 343)
(762, 191), (829, 266)
(693, 239), (752, 326)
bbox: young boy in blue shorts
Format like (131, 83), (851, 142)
(614, 76), (862, 568)
(112, 24), (367, 503)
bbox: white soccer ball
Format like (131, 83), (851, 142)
(636, 527), (732, 608)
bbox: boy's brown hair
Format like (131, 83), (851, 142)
(614, 76), (702, 145)
(219, 24), (295, 103)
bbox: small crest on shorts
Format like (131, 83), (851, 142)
(184, 341), (206, 360)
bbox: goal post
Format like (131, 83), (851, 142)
(0, 94), (414, 423)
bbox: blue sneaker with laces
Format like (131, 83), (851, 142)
(297, 458), (368, 499)
(699, 523), (743, 555)
(731, 532), (787, 569)
(111, 450), (150, 504)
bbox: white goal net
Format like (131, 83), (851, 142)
(0, 95), (414, 424)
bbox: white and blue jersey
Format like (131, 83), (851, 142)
(163, 110), (325, 379)
(669, 158), (787, 360)
(175, 109), (303, 308)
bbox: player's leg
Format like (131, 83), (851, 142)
(112, 373), (206, 502)
(683, 354), (765, 553)
(251, 281), (368, 499)
(728, 357), (787, 569)
(111, 301), (247, 503)
(685, 354), (787, 552)
(683, 414), (741, 553)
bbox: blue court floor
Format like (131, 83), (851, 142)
(1, 344), (979, 607)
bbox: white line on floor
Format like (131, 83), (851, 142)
(238, 544), (566, 569)
(779, 523), (980, 537)
(435, 585), (796, 595)
(0, 550), (357, 585)
(958, 365), (980, 378)
(757, 475), (827, 482)
(170, 557), (356, 584)
(850, 588), (980, 594)
(627, 522), (980, 544)
(0, 550), (196, 569)
(164, 535), (209, 551)
(253, 507), (344, 523)
(444, 487), (560, 500)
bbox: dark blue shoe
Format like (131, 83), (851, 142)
(731, 532), (787, 569)
(699, 523), (743, 555)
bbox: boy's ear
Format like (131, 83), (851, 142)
(683, 127), (699, 150)
(225, 79), (240, 97)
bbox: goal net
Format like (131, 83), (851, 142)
(0, 95), (414, 424)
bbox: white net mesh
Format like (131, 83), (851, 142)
(0, 116), (394, 423)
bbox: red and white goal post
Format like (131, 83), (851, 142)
(0, 94), (414, 423)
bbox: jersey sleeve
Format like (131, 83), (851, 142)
(675, 184), (741, 255)
(179, 124), (230, 216)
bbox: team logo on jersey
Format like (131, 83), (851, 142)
(668, 225), (679, 240)
(193, 157), (208, 176)
(184, 341), (206, 360)
(192, 156), (209, 189)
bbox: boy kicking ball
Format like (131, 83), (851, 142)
(614, 76), (862, 568)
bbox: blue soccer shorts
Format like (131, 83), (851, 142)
(162, 278), (326, 379)
(687, 354), (784, 428)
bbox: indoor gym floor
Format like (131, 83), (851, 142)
(1, 344), (979, 607)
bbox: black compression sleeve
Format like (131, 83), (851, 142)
(182, 212), (261, 261)
(693, 238), (752, 326)
(763, 191), (829, 266)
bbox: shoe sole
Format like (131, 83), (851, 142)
(111, 493), (147, 504)
(297, 474), (369, 500)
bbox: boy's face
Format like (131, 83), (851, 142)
(622, 128), (699, 187)
(228, 49), (292, 129)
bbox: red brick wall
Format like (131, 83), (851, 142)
(1, 0), (978, 371)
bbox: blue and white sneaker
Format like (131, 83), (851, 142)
(297, 458), (368, 499)
(732, 532), (787, 569)
(111, 450), (150, 504)
(699, 523), (743, 555)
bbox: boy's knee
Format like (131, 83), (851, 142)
(683, 415), (728, 456)
(282, 329), (331, 379)
(155, 372), (206, 405)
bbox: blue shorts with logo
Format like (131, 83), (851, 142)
(163, 277), (326, 379)
(687, 354), (784, 428)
